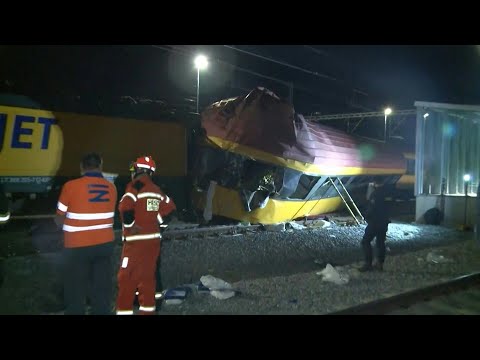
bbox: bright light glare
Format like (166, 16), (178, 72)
(194, 55), (208, 70)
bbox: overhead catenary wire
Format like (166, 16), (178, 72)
(151, 45), (361, 107)
(224, 45), (371, 98)
(223, 45), (338, 82)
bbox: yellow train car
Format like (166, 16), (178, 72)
(0, 98), (192, 212)
(396, 152), (415, 192)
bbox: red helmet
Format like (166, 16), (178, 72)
(130, 155), (156, 173)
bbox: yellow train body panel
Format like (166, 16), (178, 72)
(53, 111), (187, 177)
(192, 184), (344, 224)
(0, 105), (64, 178)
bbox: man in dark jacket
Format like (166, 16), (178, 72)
(359, 181), (390, 272)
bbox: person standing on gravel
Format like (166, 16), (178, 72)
(115, 156), (176, 315)
(359, 180), (391, 272)
(55, 153), (118, 315)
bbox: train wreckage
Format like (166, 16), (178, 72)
(191, 87), (407, 225)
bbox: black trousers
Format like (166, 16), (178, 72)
(361, 222), (388, 266)
(62, 241), (114, 315)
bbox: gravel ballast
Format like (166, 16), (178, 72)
(0, 221), (479, 314)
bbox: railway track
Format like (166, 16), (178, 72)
(4, 214), (335, 240)
(328, 272), (480, 315)
(3, 220), (261, 240)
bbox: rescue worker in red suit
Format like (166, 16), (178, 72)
(116, 156), (176, 315)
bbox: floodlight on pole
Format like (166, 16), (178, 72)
(194, 55), (208, 114)
(384, 107), (392, 142)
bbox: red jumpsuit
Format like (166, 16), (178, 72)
(115, 175), (176, 315)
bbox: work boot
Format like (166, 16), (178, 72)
(373, 262), (384, 271)
(358, 263), (373, 272)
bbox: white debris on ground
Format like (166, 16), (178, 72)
(200, 275), (236, 300)
(261, 220), (330, 233)
(316, 264), (349, 285)
(426, 251), (453, 264)
(386, 223), (421, 239)
(158, 238), (480, 315)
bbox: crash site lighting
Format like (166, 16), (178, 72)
(194, 55), (209, 114)
(384, 107), (392, 142)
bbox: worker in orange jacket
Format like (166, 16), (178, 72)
(55, 152), (118, 315)
(116, 156), (176, 315)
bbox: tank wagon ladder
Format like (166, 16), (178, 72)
(328, 177), (365, 225)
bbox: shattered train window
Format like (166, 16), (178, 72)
(277, 168), (302, 198)
(309, 178), (332, 200)
(241, 161), (277, 193)
(289, 174), (317, 200)
(192, 147), (234, 189)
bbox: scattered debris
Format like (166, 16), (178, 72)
(288, 222), (306, 230)
(163, 287), (191, 305)
(316, 264), (349, 285)
(200, 275), (236, 300)
(210, 289), (236, 300)
(426, 251), (453, 264)
(196, 282), (211, 294)
(305, 220), (331, 229)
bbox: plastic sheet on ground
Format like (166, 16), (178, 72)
(287, 222), (306, 230)
(262, 220), (330, 232)
(200, 275), (236, 300)
(426, 251), (453, 264)
(305, 220), (331, 229)
(316, 264), (349, 285)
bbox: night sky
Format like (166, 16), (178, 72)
(1, 44), (479, 144)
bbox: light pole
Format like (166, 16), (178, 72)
(194, 55), (208, 114)
(384, 107), (392, 142)
(463, 174), (471, 230)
